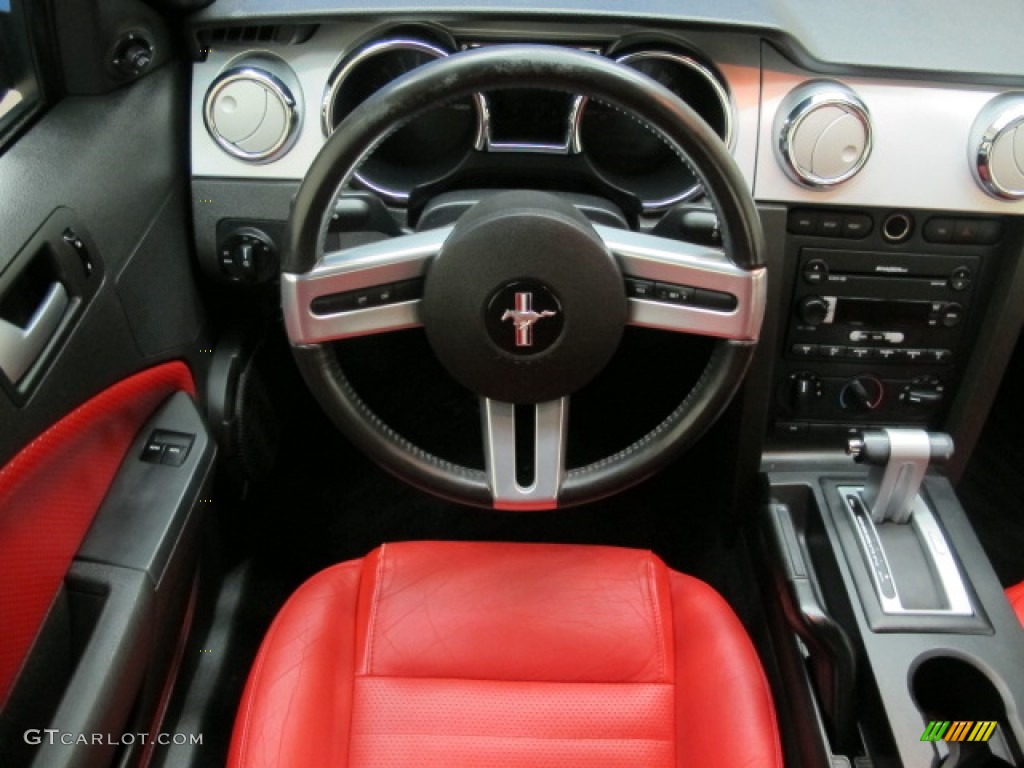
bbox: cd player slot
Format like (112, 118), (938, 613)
(802, 248), (977, 283)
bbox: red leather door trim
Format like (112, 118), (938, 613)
(1007, 582), (1024, 626)
(0, 361), (194, 707)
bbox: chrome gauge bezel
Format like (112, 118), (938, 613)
(571, 49), (736, 212)
(321, 37), (487, 204)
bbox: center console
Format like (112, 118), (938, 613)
(770, 206), (1004, 444)
(759, 434), (1024, 768)
(755, 197), (1024, 767)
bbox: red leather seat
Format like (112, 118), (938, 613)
(1008, 582), (1024, 625)
(229, 541), (782, 768)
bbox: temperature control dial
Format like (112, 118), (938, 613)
(840, 375), (884, 412)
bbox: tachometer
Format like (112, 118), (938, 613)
(576, 49), (733, 211)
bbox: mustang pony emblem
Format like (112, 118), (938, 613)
(501, 292), (557, 347)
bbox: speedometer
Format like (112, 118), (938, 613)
(576, 49), (733, 211)
(322, 37), (484, 203)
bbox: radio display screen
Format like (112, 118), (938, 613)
(834, 298), (931, 326)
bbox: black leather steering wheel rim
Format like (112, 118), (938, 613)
(284, 44), (765, 509)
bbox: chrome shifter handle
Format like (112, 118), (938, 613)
(847, 428), (954, 524)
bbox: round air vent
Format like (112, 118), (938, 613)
(774, 80), (872, 188)
(204, 62), (300, 163)
(970, 92), (1024, 201)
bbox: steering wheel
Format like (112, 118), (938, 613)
(281, 45), (766, 511)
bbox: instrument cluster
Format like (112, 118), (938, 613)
(202, 26), (735, 213)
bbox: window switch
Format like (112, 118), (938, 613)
(141, 440), (165, 463)
(141, 429), (195, 467)
(161, 444), (188, 466)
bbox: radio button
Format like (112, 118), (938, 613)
(822, 345), (848, 358)
(954, 218), (987, 244)
(847, 347), (874, 360)
(950, 266), (972, 292)
(875, 347), (900, 362)
(927, 348), (954, 363)
(941, 303), (965, 327)
(923, 217), (955, 243)
(803, 259), (829, 284)
(899, 348), (926, 362)
(816, 212), (843, 236)
(841, 213), (872, 238)
(791, 343), (819, 358)
(788, 210), (817, 235)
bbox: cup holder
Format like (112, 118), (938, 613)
(911, 655), (1020, 767)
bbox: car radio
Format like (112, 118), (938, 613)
(788, 248), (978, 365)
(771, 206), (1002, 442)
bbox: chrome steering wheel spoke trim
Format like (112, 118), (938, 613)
(482, 397), (568, 510)
(281, 225), (452, 344)
(284, 45), (765, 510)
(596, 225), (766, 341)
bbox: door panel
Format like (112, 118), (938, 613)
(0, 62), (206, 466)
(0, 1), (210, 764)
(0, 361), (194, 707)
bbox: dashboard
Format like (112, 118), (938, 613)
(191, 21), (755, 213)
(187, 5), (1024, 475)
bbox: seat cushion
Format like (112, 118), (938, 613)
(228, 541), (782, 768)
(1007, 581), (1024, 625)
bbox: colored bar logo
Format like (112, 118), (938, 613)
(921, 721), (998, 742)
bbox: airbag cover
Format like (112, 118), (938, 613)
(421, 191), (626, 404)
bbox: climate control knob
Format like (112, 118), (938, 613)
(797, 296), (830, 326)
(840, 375), (884, 412)
(900, 376), (946, 411)
(787, 371), (823, 414)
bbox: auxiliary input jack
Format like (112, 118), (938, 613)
(882, 212), (914, 243)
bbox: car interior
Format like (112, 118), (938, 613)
(2, 0), (1024, 766)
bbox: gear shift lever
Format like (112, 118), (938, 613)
(846, 428), (954, 524)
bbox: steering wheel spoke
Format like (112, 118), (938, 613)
(482, 397), (568, 510)
(596, 224), (765, 341)
(286, 45), (765, 509)
(281, 226), (452, 344)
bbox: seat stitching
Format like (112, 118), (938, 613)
(345, 559), (369, 768)
(364, 543), (388, 676)
(645, 555), (667, 680)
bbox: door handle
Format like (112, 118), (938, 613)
(0, 282), (69, 383)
